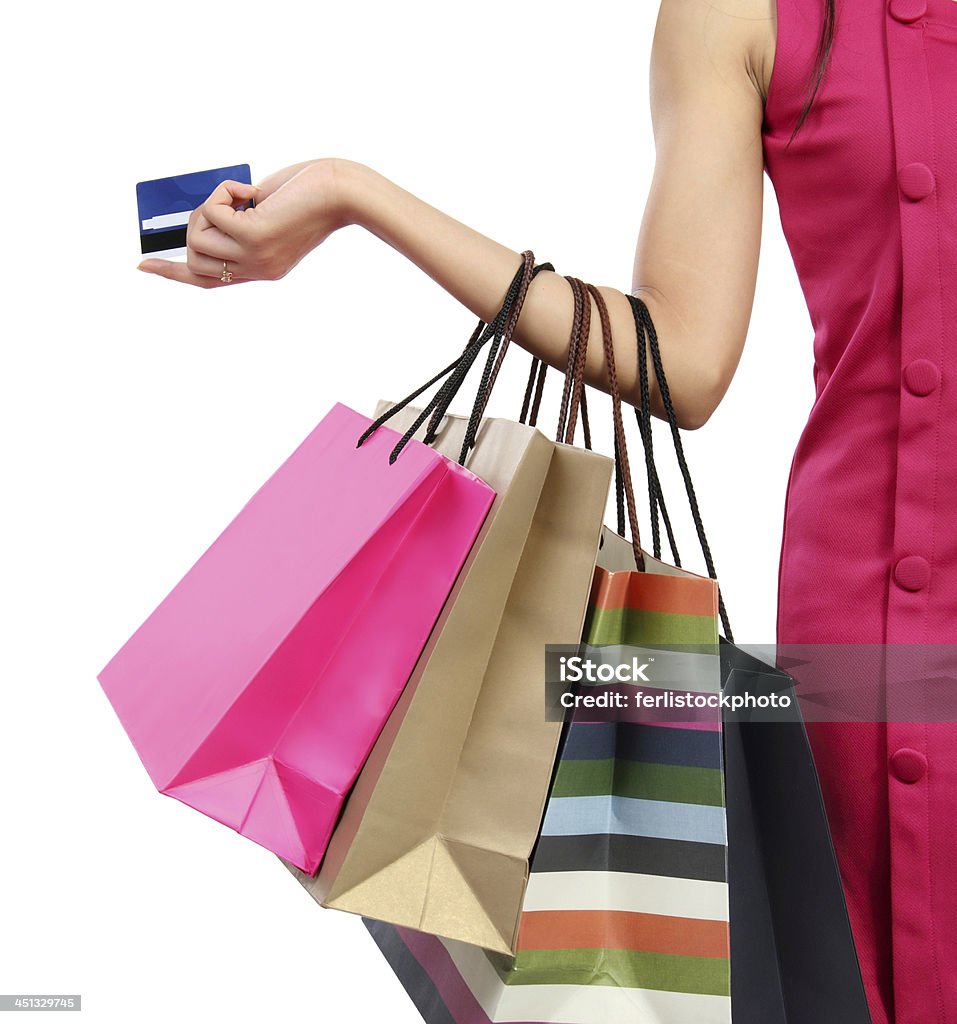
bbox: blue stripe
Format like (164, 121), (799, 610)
(560, 721), (722, 769)
(540, 794), (728, 846)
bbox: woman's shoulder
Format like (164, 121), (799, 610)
(655, 0), (777, 106)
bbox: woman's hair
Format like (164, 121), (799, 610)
(788, 0), (835, 142)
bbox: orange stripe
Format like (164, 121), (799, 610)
(517, 909), (730, 959)
(589, 566), (718, 618)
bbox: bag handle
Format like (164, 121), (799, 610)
(423, 253), (544, 449)
(566, 277), (646, 572)
(518, 275), (593, 449)
(437, 258), (559, 456)
(629, 296), (680, 568)
(357, 253), (533, 463)
(455, 253), (551, 463)
(521, 283), (671, 553)
(561, 275), (593, 448)
(628, 295), (733, 640)
(356, 252), (549, 465)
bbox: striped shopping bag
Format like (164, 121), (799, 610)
(364, 534), (731, 1024)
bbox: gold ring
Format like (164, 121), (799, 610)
(221, 261), (233, 284)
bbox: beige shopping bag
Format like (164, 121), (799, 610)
(282, 401), (612, 955)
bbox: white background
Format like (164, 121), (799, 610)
(1, 1), (812, 1021)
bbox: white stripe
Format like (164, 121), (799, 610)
(441, 937), (731, 1024)
(522, 870), (729, 922)
(139, 247), (185, 260)
(142, 210), (192, 230)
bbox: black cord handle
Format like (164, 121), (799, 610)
(355, 253), (547, 466)
(456, 256), (555, 463)
(628, 295), (734, 642)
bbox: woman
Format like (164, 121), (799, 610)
(137, 0), (957, 1021)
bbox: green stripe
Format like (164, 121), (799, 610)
(551, 758), (725, 807)
(494, 948), (730, 997)
(584, 606), (718, 646)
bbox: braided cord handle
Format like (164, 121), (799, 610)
(631, 296), (680, 567)
(456, 254), (555, 463)
(568, 278), (646, 572)
(424, 253), (545, 449)
(628, 295), (733, 641)
(518, 274), (593, 449)
(456, 254), (535, 462)
(355, 252), (546, 465)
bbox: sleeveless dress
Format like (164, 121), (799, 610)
(761, 1), (957, 1022)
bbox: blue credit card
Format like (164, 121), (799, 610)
(136, 163), (252, 258)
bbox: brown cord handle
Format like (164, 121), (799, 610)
(560, 274), (593, 447)
(519, 273), (593, 449)
(518, 274), (644, 569)
(572, 277), (646, 571)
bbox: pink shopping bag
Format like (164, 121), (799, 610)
(97, 402), (495, 872)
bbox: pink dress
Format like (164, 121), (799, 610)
(762, 0), (957, 1021)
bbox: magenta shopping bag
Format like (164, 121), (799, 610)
(98, 402), (495, 872)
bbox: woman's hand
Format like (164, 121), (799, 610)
(136, 158), (350, 288)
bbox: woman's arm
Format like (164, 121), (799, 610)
(139, 0), (773, 429)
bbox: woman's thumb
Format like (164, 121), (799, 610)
(202, 179), (264, 224)
(213, 179), (263, 206)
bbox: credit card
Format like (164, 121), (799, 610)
(136, 163), (252, 258)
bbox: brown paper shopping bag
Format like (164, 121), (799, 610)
(283, 401), (612, 954)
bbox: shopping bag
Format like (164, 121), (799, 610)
(363, 519), (731, 1023)
(720, 641), (872, 1022)
(542, 533), (871, 1023)
(97, 401), (494, 872)
(285, 403), (612, 953)
(283, 254), (614, 954)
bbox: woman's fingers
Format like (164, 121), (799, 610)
(187, 247), (241, 280)
(136, 258), (249, 288)
(201, 180), (262, 237)
(189, 220), (246, 261)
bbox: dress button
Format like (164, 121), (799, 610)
(894, 555), (930, 592)
(888, 0), (927, 21)
(903, 358), (941, 396)
(890, 748), (927, 783)
(899, 162), (935, 200)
